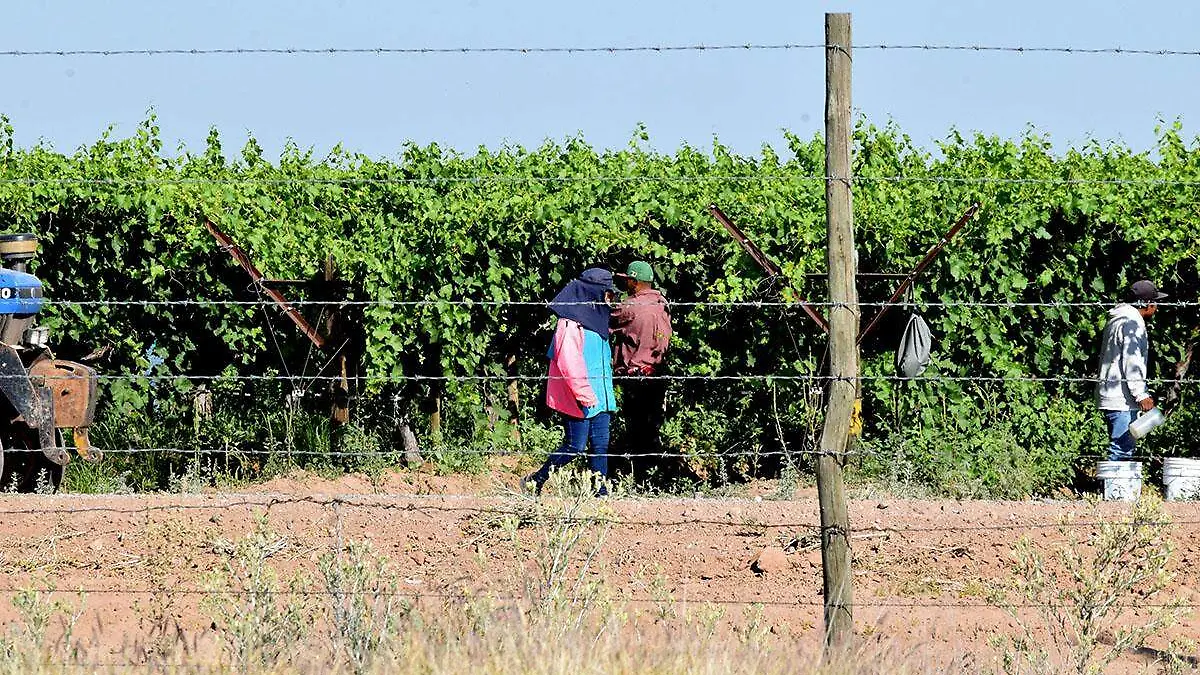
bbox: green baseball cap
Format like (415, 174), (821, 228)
(624, 260), (654, 283)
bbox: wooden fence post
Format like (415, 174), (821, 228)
(819, 10), (857, 651)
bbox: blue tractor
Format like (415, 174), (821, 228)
(0, 234), (101, 492)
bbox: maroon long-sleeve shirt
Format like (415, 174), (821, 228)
(610, 288), (672, 375)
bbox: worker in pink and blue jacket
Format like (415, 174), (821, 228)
(523, 268), (618, 495)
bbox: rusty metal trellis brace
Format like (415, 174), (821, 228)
(707, 204), (830, 333)
(203, 220), (326, 350)
(856, 202), (981, 345)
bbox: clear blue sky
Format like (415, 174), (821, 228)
(1, 1), (1196, 159)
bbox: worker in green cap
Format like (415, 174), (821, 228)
(611, 260), (673, 478)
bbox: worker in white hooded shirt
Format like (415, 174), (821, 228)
(1095, 280), (1167, 461)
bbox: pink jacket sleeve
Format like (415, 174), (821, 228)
(552, 319), (597, 407)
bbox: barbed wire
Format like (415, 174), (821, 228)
(14, 372), (1190, 384)
(0, 497), (825, 528)
(2, 43), (1199, 58)
(0, 445), (1166, 463)
(35, 299), (1200, 308)
(0, 586), (1187, 610)
(4, 445), (1184, 463)
(0, 494), (823, 528)
(0, 494), (1190, 534)
(861, 44), (1200, 56)
(4, 174), (1200, 186)
(0, 445), (1179, 466)
(0, 43), (825, 58)
(0, 446), (873, 459)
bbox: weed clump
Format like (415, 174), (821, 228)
(993, 494), (1191, 674)
(202, 515), (311, 671)
(318, 538), (410, 675)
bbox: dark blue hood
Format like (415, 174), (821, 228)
(548, 268), (615, 338)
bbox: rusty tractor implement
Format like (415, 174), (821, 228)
(0, 233), (102, 492)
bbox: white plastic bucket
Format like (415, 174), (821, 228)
(1096, 461), (1143, 502)
(1163, 458), (1200, 501)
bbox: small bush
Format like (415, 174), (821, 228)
(0, 583), (84, 673)
(318, 539), (410, 675)
(993, 494), (1190, 674)
(202, 515), (311, 670)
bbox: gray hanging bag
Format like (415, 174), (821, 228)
(896, 312), (932, 379)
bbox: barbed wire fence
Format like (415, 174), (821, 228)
(2, 297), (1194, 453)
(1, 34), (1198, 662)
(0, 492), (1191, 640)
(1, 216), (1192, 642)
(0, 287), (1187, 647)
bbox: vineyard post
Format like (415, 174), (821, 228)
(818, 11), (856, 650)
(325, 254), (351, 426)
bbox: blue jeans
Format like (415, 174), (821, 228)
(535, 412), (611, 478)
(1103, 410), (1137, 461)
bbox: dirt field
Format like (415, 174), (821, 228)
(1, 464), (1198, 672)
